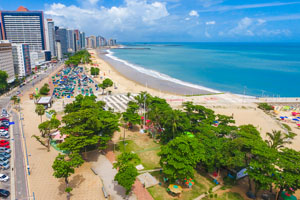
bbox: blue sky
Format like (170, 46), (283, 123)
(1, 0), (300, 42)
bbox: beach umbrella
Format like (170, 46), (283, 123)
(281, 192), (297, 200)
(168, 184), (182, 194)
(184, 178), (195, 187)
(293, 119), (299, 122)
(297, 124), (300, 127)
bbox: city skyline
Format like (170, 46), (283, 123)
(1, 0), (300, 42)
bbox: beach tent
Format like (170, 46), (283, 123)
(281, 192), (297, 200)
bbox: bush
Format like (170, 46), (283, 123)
(39, 84), (50, 95)
(223, 176), (236, 186)
(258, 103), (274, 111)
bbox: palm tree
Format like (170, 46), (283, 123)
(265, 130), (295, 149)
(35, 104), (45, 123)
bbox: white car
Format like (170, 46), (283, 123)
(0, 174), (9, 182)
(0, 130), (8, 134)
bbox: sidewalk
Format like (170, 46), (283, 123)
(90, 153), (137, 200)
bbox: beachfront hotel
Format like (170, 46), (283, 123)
(0, 6), (46, 52)
(0, 40), (15, 83)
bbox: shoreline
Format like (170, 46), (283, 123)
(97, 49), (220, 96)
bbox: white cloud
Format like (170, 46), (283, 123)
(227, 17), (291, 37)
(198, 0), (223, 8)
(229, 17), (254, 36)
(185, 17), (190, 21)
(257, 19), (266, 25)
(198, 2), (300, 13)
(189, 10), (199, 17)
(206, 21), (215, 25)
(45, 0), (169, 38)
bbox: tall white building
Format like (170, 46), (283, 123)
(0, 40), (15, 83)
(12, 43), (31, 77)
(46, 19), (56, 57)
(0, 6), (46, 52)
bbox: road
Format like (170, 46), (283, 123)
(0, 62), (63, 199)
(12, 111), (28, 199)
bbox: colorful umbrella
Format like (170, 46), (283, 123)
(168, 184), (182, 194)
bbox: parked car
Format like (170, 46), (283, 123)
(0, 130), (8, 134)
(0, 162), (10, 170)
(0, 189), (10, 197)
(0, 158), (9, 164)
(0, 144), (10, 149)
(0, 118), (9, 122)
(0, 153), (10, 159)
(0, 127), (8, 131)
(0, 148), (11, 154)
(0, 122), (9, 126)
(0, 141), (9, 145)
(0, 174), (9, 182)
(0, 135), (9, 139)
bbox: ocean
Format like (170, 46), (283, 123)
(103, 43), (300, 97)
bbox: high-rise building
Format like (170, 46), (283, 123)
(67, 29), (75, 52)
(87, 36), (96, 48)
(79, 32), (85, 49)
(46, 19), (56, 57)
(0, 6), (46, 52)
(55, 27), (68, 55)
(0, 40), (15, 83)
(108, 39), (117, 46)
(56, 41), (62, 60)
(74, 30), (80, 51)
(12, 43), (31, 77)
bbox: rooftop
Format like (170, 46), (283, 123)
(17, 6), (29, 12)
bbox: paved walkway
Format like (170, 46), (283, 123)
(91, 154), (137, 200)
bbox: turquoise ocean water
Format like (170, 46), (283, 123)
(108, 43), (300, 97)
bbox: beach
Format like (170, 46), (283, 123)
(88, 49), (300, 151)
(16, 49), (300, 200)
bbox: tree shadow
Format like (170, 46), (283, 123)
(57, 174), (85, 195)
(86, 150), (101, 162)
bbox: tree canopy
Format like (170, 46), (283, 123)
(0, 70), (8, 94)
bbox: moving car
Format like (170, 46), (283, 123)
(0, 189), (10, 197)
(0, 174), (9, 182)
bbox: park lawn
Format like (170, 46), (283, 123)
(115, 138), (161, 170)
(148, 171), (215, 200)
(203, 192), (244, 200)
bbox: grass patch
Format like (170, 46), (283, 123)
(148, 171), (214, 200)
(115, 139), (161, 170)
(203, 192), (244, 200)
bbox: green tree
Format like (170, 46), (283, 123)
(34, 118), (61, 151)
(90, 67), (95, 75)
(0, 70), (8, 94)
(274, 148), (300, 200)
(35, 104), (45, 122)
(247, 141), (277, 196)
(114, 164), (138, 195)
(265, 130), (296, 150)
(98, 78), (113, 94)
(159, 135), (205, 181)
(52, 153), (84, 200)
(39, 83), (50, 95)
(114, 152), (140, 194)
(95, 68), (100, 76)
(11, 95), (20, 105)
(122, 101), (140, 129)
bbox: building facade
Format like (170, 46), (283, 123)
(67, 29), (75, 52)
(12, 43), (31, 77)
(79, 32), (85, 49)
(0, 40), (15, 83)
(0, 6), (46, 52)
(55, 27), (68, 55)
(46, 19), (56, 57)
